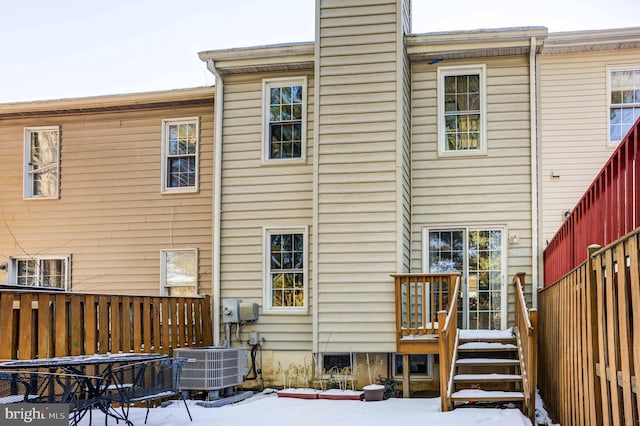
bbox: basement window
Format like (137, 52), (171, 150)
(394, 354), (433, 380)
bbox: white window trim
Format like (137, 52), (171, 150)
(421, 225), (507, 330)
(23, 126), (61, 199)
(161, 117), (200, 194)
(437, 65), (487, 157)
(160, 248), (199, 296)
(319, 353), (358, 377)
(8, 255), (70, 291)
(261, 77), (308, 164)
(262, 226), (308, 314)
(393, 354), (434, 381)
(606, 64), (640, 148)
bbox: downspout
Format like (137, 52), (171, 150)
(529, 37), (539, 309)
(206, 58), (223, 344)
(312, 0), (321, 355)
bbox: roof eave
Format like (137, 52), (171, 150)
(0, 86), (215, 118)
(406, 27), (548, 62)
(543, 26), (640, 54)
(198, 42), (315, 76)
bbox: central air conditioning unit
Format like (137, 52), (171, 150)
(174, 347), (248, 392)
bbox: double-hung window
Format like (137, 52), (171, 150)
(262, 77), (306, 162)
(160, 249), (198, 296)
(609, 66), (640, 145)
(161, 118), (199, 193)
(264, 227), (307, 313)
(437, 65), (486, 155)
(24, 126), (60, 199)
(9, 256), (69, 290)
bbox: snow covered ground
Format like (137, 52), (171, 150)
(77, 390), (546, 426)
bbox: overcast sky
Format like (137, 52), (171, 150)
(1, 0), (638, 103)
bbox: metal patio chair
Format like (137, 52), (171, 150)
(108, 357), (192, 424)
(0, 370), (104, 425)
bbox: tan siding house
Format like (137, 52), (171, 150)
(315, 0), (406, 353)
(3, 0), (638, 394)
(539, 28), (640, 245)
(407, 28), (545, 330)
(0, 88), (215, 296)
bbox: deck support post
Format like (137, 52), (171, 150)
(402, 354), (410, 398)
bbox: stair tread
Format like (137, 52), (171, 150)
(456, 357), (519, 365)
(451, 389), (525, 401)
(454, 373), (522, 382)
(459, 329), (515, 342)
(458, 342), (517, 351)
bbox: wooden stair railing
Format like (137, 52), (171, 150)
(513, 272), (537, 423)
(438, 274), (461, 412)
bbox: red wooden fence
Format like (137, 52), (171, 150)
(544, 118), (640, 286)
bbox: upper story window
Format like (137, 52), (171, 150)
(161, 118), (199, 193)
(9, 256), (69, 290)
(262, 77), (307, 162)
(609, 67), (640, 146)
(24, 126), (60, 199)
(160, 249), (198, 296)
(437, 65), (487, 156)
(263, 227), (307, 313)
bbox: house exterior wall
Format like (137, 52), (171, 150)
(315, 0), (409, 353)
(217, 72), (315, 350)
(410, 55), (534, 325)
(0, 91), (215, 296)
(539, 49), (640, 245)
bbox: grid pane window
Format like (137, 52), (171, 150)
(162, 119), (198, 192)
(610, 69), (640, 144)
(426, 227), (503, 330)
(25, 127), (59, 198)
(265, 79), (305, 160)
(443, 74), (481, 151)
(14, 258), (67, 289)
(267, 231), (306, 310)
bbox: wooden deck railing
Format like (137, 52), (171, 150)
(539, 228), (640, 425)
(438, 274), (461, 412)
(544, 117), (640, 286)
(392, 273), (460, 339)
(0, 290), (213, 360)
(513, 272), (537, 423)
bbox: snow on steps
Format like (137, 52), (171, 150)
(453, 373), (522, 383)
(458, 329), (515, 341)
(457, 341), (517, 352)
(456, 357), (519, 366)
(451, 389), (525, 402)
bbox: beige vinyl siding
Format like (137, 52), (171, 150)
(317, 0), (401, 352)
(218, 72), (314, 350)
(410, 56), (533, 325)
(0, 102), (214, 295)
(540, 50), (640, 243)
(399, 0), (412, 272)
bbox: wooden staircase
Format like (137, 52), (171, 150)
(450, 329), (525, 408)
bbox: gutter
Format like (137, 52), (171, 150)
(529, 37), (539, 309)
(206, 59), (224, 344)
